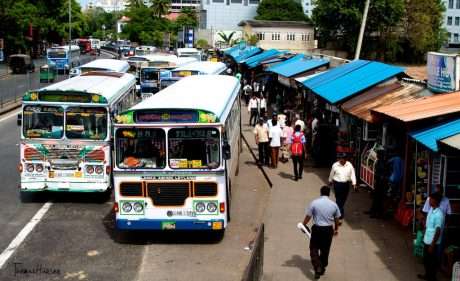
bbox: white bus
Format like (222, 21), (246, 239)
(177, 48), (202, 61)
(89, 38), (101, 55)
(139, 56), (197, 99)
(113, 75), (241, 235)
(70, 59), (129, 77)
(46, 45), (81, 73)
(19, 71), (139, 197)
(159, 61), (227, 89)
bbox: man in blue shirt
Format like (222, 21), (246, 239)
(303, 186), (341, 279)
(418, 193), (444, 281)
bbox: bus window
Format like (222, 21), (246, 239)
(47, 49), (66, 59)
(65, 107), (107, 140)
(116, 128), (166, 169)
(23, 105), (64, 139)
(168, 128), (220, 169)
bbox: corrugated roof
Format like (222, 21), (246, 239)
(243, 49), (284, 69)
(302, 60), (405, 104)
(342, 82), (428, 122)
(439, 133), (460, 150)
(238, 20), (313, 28)
(410, 118), (460, 151)
(232, 47), (262, 63)
(372, 92), (460, 122)
(267, 54), (329, 78)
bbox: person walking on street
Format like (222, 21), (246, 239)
(248, 95), (259, 126)
(291, 124), (306, 181)
(328, 153), (356, 222)
(303, 186), (341, 279)
(281, 120), (293, 163)
(253, 118), (270, 166)
(259, 95), (267, 118)
(417, 193), (444, 281)
(242, 82), (252, 106)
(268, 119), (282, 168)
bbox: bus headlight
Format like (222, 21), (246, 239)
(26, 164), (34, 173)
(86, 165), (94, 174)
(95, 166), (103, 175)
(133, 202), (143, 213)
(122, 202), (132, 213)
(195, 202), (206, 213)
(207, 202), (218, 213)
(35, 164), (44, 173)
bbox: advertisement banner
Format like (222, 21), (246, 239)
(427, 52), (459, 93)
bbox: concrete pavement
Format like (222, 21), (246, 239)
(240, 109), (446, 281)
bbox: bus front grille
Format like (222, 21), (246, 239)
(147, 182), (189, 206)
(194, 182), (218, 197)
(120, 182), (143, 197)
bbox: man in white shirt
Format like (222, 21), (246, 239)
(242, 83), (252, 106)
(328, 153), (356, 221)
(303, 186), (341, 279)
(248, 95), (259, 126)
(269, 119), (282, 168)
(259, 95), (267, 119)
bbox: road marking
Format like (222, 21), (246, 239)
(0, 109), (21, 123)
(0, 202), (53, 269)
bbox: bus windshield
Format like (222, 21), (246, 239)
(48, 50), (67, 59)
(65, 107), (108, 140)
(168, 128), (220, 169)
(141, 69), (159, 81)
(23, 105), (64, 139)
(116, 128), (166, 169)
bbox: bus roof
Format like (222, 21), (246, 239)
(172, 61), (226, 74)
(39, 72), (136, 103)
(177, 48), (200, 53)
(130, 75), (240, 121)
(49, 45), (80, 52)
(79, 59), (129, 72)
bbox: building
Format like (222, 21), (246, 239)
(443, 0), (460, 45)
(87, 0), (128, 12)
(170, 0), (201, 12)
(238, 20), (315, 53)
(301, 0), (315, 18)
(200, 0), (260, 30)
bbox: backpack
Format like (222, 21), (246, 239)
(291, 133), (304, 156)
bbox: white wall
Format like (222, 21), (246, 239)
(201, 1), (259, 30)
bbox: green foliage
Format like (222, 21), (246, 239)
(175, 7), (198, 28)
(196, 39), (209, 49)
(256, 0), (307, 21)
(217, 31), (236, 45)
(244, 33), (259, 45)
(123, 5), (170, 46)
(150, 0), (171, 18)
(84, 7), (119, 40)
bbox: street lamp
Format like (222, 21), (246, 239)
(354, 0), (370, 60)
(68, 0), (72, 78)
(102, 24), (106, 40)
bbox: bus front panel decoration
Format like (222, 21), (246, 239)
(112, 75), (241, 235)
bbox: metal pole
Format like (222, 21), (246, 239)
(354, 0), (370, 60)
(68, 0), (72, 78)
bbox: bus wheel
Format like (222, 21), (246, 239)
(212, 229), (225, 242)
(20, 191), (33, 203)
(226, 181), (231, 222)
(99, 188), (112, 202)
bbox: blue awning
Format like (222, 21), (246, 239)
(302, 60), (405, 104)
(242, 49), (284, 69)
(267, 54), (329, 78)
(410, 118), (460, 152)
(232, 47), (262, 63)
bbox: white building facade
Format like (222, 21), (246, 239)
(87, 0), (129, 12)
(301, 0), (315, 18)
(443, 0), (460, 45)
(200, 0), (259, 30)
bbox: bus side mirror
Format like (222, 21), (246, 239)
(223, 141), (231, 160)
(17, 113), (22, 126)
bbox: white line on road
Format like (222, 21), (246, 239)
(0, 109), (21, 123)
(0, 202), (53, 269)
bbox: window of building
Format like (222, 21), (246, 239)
(457, 0), (460, 9)
(455, 33), (459, 42)
(212, 0), (224, 3)
(448, 32), (452, 40)
(450, 0), (454, 8)
(257, 32), (265, 41)
(448, 16), (453, 25)
(249, 0), (259, 3)
(231, 0), (242, 3)
(287, 33), (295, 41)
(456, 17), (460, 25)
(271, 33), (280, 41)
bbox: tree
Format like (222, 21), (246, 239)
(150, 0), (171, 19)
(244, 33), (259, 45)
(217, 31), (236, 46)
(256, 0), (307, 22)
(127, 0), (146, 9)
(175, 7), (198, 28)
(196, 39), (209, 49)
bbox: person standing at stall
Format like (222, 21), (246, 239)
(269, 119), (282, 168)
(253, 118), (270, 166)
(291, 124), (306, 181)
(328, 153), (356, 222)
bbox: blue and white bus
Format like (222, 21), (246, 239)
(47, 45), (81, 73)
(159, 61), (227, 90)
(70, 59), (129, 77)
(113, 75), (241, 236)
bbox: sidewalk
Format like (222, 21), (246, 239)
(241, 110), (440, 281)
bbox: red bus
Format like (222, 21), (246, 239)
(76, 39), (92, 54)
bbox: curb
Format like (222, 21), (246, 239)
(0, 101), (21, 116)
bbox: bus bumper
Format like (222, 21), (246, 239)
(116, 219), (225, 231)
(20, 181), (110, 192)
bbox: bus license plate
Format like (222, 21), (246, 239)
(74, 171), (82, 178)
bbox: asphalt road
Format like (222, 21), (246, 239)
(0, 54), (106, 108)
(0, 109), (270, 280)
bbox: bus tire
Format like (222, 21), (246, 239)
(226, 179), (232, 222)
(212, 229), (225, 242)
(99, 188), (112, 202)
(20, 191), (33, 203)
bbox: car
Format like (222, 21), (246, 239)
(8, 54), (35, 74)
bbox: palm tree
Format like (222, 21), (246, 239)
(150, 0), (171, 18)
(127, 0), (145, 9)
(217, 31), (236, 46)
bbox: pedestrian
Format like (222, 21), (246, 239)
(267, 112), (279, 129)
(248, 95), (259, 126)
(268, 118), (282, 168)
(303, 185), (341, 279)
(328, 153), (356, 222)
(242, 82), (252, 106)
(253, 118), (270, 166)
(417, 193), (444, 281)
(290, 124), (306, 180)
(259, 95), (267, 118)
(366, 149), (387, 218)
(294, 113), (306, 132)
(281, 120), (293, 163)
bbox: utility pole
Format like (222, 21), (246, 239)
(354, 0), (370, 60)
(68, 0), (72, 78)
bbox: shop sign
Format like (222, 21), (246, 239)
(427, 52), (460, 93)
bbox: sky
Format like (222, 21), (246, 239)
(79, 0), (88, 8)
